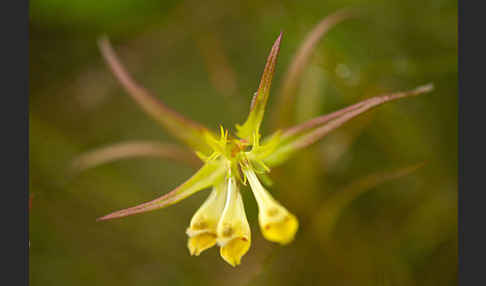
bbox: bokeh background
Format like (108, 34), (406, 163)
(29, 0), (457, 285)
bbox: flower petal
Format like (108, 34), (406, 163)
(244, 168), (298, 245)
(98, 37), (215, 153)
(97, 161), (226, 221)
(217, 176), (251, 266)
(259, 212), (298, 245)
(220, 237), (251, 267)
(188, 233), (217, 256)
(236, 32), (283, 141)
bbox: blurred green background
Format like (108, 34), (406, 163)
(29, 0), (457, 285)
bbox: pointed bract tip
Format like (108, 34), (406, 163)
(275, 31), (283, 46)
(96, 212), (119, 222)
(414, 83), (434, 94)
(97, 35), (110, 49)
(96, 216), (108, 222)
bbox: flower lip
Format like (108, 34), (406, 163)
(220, 236), (250, 267)
(188, 233), (217, 256)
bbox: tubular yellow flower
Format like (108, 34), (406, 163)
(186, 180), (227, 256)
(244, 168), (298, 245)
(216, 176), (251, 267)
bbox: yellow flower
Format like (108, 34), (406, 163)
(187, 234), (217, 257)
(244, 168), (298, 245)
(216, 176), (251, 267)
(84, 23), (434, 267)
(186, 180), (227, 256)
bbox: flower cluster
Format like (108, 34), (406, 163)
(75, 11), (433, 267)
(182, 125), (299, 266)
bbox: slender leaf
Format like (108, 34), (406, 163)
(272, 9), (357, 128)
(264, 84), (434, 166)
(312, 162), (425, 240)
(98, 37), (214, 153)
(97, 161), (227, 221)
(71, 141), (201, 173)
